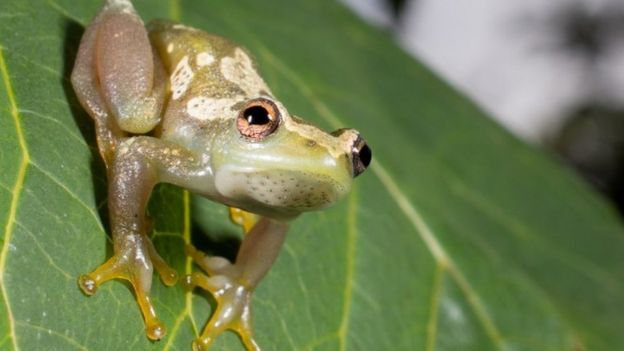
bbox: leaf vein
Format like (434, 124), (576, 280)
(18, 108), (90, 149)
(45, 0), (86, 26)
(151, 231), (185, 240)
(0, 13), (28, 20)
(0, 42), (29, 351)
(352, 282), (381, 311)
(425, 263), (445, 351)
(14, 221), (73, 280)
(338, 189), (358, 351)
(255, 298), (298, 349)
(0, 182), (12, 193)
(452, 180), (624, 292)
(29, 162), (104, 232)
(0, 48), (66, 81)
(303, 332), (339, 351)
(283, 244), (318, 337)
(162, 191), (197, 351)
(15, 321), (90, 351)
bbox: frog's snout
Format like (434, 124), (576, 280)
(351, 134), (372, 177)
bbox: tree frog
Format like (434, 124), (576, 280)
(71, 0), (371, 350)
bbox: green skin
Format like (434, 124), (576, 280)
(70, 1), (369, 350)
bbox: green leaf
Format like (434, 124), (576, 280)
(1, 0), (623, 350)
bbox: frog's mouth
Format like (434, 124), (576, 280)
(214, 166), (350, 213)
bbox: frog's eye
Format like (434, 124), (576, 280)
(237, 98), (280, 140)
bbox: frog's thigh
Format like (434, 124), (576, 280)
(94, 5), (165, 134)
(71, 11), (124, 167)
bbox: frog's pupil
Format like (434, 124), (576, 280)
(245, 106), (271, 125)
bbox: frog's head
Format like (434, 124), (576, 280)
(212, 97), (371, 219)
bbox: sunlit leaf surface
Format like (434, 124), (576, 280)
(1, 0), (623, 350)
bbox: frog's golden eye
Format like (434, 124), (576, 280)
(237, 98), (280, 140)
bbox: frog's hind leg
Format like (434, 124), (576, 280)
(93, 0), (166, 134)
(71, 0), (166, 167)
(71, 7), (124, 168)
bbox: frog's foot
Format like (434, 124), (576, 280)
(78, 235), (178, 340)
(182, 249), (260, 351)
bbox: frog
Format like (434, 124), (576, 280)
(70, 0), (371, 350)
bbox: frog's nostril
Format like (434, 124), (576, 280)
(352, 136), (371, 177)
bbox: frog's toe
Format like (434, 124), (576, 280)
(78, 254), (127, 296)
(185, 244), (233, 275)
(78, 274), (98, 295)
(134, 286), (167, 340)
(147, 237), (178, 286)
(184, 271), (260, 351)
(193, 333), (258, 351)
(229, 207), (260, 233)
(79, 237), (172, 340)
(146, 322), (166, 341)
(192, 337), (212, 351)
(181, 272), (224, 292)
(180, 272), (200, 292)
(192, 291), (260, 351)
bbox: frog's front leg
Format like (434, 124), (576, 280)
(184, 217), (288, 351)
(79, 137), (200, 340)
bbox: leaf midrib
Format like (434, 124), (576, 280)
(0, 44), (29, 351)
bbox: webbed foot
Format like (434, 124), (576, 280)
(79, 234), (178, 340)
(183, 245), (260, 351)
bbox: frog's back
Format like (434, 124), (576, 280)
(147, 20), (272, 144)
(148, 20), (240, 92)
